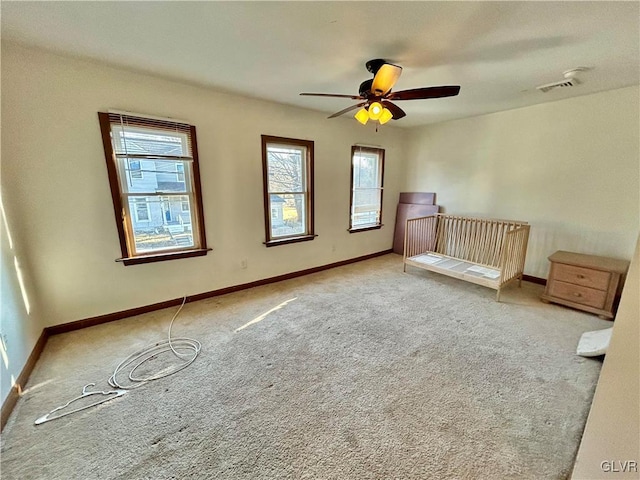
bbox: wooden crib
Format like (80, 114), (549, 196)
(403, 214), (530, 300)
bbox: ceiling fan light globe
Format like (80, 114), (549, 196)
(379, 108), (393, 125)
(354, 108), (369, 125)
(371, 63), (402, 96)
(368, 102), (383, 121)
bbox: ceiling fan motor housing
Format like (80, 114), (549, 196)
(359, 79), (374, 97)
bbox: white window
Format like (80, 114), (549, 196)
(129, 159), (143, 179)
(99, 112), (208, 264)
(134, 198), (150, 221)
(350, 146), (384, 231)
(261, 135), (315, 246)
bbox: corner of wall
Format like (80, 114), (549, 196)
(0, 195), (44, 405)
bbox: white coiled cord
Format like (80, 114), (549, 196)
(108, 296), (201, 390)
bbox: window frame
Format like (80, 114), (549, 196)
(98, 112), (209, 265)
(349, 145), (385, 233)
(261, 135), (315, 247)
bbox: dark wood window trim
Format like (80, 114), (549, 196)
(349, 146), (385, 232)
(116, 248), (211, 265)
(348, 225), (384, 234)
(261, 135), (315, 247)
(264, 234), (318, 248)
(98, 112), (209, 265)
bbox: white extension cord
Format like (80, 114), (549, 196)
(108, 296), (201, 390)
(34, 297), (200, 425)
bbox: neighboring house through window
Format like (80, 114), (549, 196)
(261, 135), (315, 246)
(350, 146), (385, 232)
(98, 111), (208, 265)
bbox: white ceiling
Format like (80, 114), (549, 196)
(2, 1), (639, 127)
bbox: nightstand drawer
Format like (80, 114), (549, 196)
(548, 280), (607, 309)
(553, 263), (611, 290)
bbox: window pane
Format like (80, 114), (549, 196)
(270, 193), (306, 238)
(127, 195), (194, 253)
(111, 124), (190, 157)
(353, 153), (379, 188)
(120, 158), (188, 194)
(267, 146), (304, 193)
(352, 189), (381, 226)
(154, 160), (188, 192)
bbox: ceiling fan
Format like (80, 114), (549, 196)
(300, 59), (460, 125)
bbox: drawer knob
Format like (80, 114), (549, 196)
(576, 274), (586, 279)
(573, 292), (583, 297)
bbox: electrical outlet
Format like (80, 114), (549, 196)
(240, 259), (248, 269)
(331, 244), (336, 252)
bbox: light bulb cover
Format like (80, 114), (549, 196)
(371, 64), (402, 96)
(354, 108), (369, 125)
(379, 107), (393, 125)
(368, 102), (383, 121)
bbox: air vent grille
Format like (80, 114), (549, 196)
(536, 78), (581, 93)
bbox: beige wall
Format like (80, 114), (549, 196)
(1, 42), (407, 329)
(404, 86), (640, 277)
(572, 235), (640, 479)
(0, 200), (43, 403)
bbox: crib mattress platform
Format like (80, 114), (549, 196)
(406, 253), (502, 289)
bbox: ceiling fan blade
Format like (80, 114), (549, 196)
(371, 63), (402, 96)
(300, 93), (363, 99)
(387, 85), (460, 101)
(381, 101), (406, 120)
(327, 102), (367, 119)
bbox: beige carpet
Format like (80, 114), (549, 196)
(0, 254), (609, 479)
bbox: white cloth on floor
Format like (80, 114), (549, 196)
(576, 327), (613, 357)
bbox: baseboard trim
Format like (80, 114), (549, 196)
(1, 329), (49, 432)
(46, 249), (394, 336)
(523, 274), (547, 286)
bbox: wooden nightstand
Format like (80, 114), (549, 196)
(541, 251), (629, 319)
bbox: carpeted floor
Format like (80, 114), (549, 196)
(0, 254), (609, 479)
